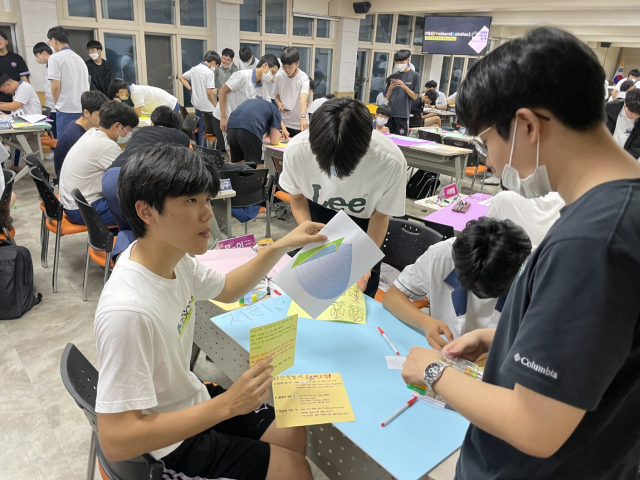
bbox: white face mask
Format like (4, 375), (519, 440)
(395, 63), (407, 72)
(376, 117), (388, 126)
(500, 118), (552, 198)
(89, 53), (99, 60)
(117, 124), (132, 144)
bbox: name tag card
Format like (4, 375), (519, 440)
(220, 179), (232, 191)
(438, 183), (458, 199)
(218, 234), (256, 249)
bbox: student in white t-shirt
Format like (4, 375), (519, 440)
(46, 26), (89, 136)
(33, 42), (57, 138)
(212, 54), (280, 150)
(279, 97), (407, 297)
(383, 217), (532, 348)
(424, 80), (447, 110)
(611, 69), (640, 100)
(606, 88), (640, 158)
(95, 143), (324, 479)
(179, 50), (221, 146)
(307, 93), (335, 117)
(273, 47), (310, 138)
(59, 100), (139, 226)
(607, 79), (634, 103)
(108, 78), (180, 116)
(239, 45), (258, 70)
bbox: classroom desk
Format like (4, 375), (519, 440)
(423, 193), (492, 233)
(210, 188), (236, 238)
(193, 295), (469, 480)
(0, 121), (51, 181)
(411, 127), (473, 143)
(415, 194), (469, 215)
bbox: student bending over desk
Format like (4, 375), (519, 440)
(383, 217), (531, 349)
(94, 143), (325, 479)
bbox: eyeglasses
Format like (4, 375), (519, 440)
(471, 112), (551, 159)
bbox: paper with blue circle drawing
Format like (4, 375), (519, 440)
(274, 210), (384, 319)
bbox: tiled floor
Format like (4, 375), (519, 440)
(1, 159), (476, 480)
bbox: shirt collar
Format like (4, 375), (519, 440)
(60, 46), (70, 51)
(444, 269), (507, 316)
(252, 68), (262, 88)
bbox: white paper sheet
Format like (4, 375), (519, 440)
(478, 198), (493, 207)
(16, 114), (46, 124)
(273, 211), (384, 318)
(385, 356), (406, 370)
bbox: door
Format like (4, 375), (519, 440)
(448, 56), (465, 97)
(354, 50), (369, 102)
(145, 34), (174, 95)
(370, 51), (390, 103)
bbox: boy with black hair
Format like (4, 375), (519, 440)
(95, 143), (324, 480)
(214, 48), (239, 90)
(226, 98), (283, 164)
(423, 80), (447, 110)
(606, 87), (640, 158)
(384, 217), (531, 349)
(109, 78), (180, 116)
(33, 42), (57, 138)
(0, 31), (30, 110)
(54, 90), (110, 177)
(607, 78), (634, 103)
(385, 49), (420, 136)
(280, 97), (407, 297)
(421, 89), (441, 128)
(401, 26), (640, 480)
(374, 104), (391, 133)
(179, 50), (221, 145)
(59, 100), (139, 226)
(47, 26), (90, 136)
(612, 68), (640, 100)
(273, 47), (310, 137)
(239, 46), (258, 70)
(86, 40), (115, 97)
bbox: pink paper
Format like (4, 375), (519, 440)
(424, 194), (493, 232)
(196, 247), (292, 278)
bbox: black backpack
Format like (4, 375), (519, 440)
(0, 240), (42, 320)
(406, 170), (441, 200)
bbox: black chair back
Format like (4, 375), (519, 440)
(443, 137), (478, 167)
(29, 167), (62, 221)
(42, 106), (52, 118)
(1, 169), (15, 227)
(193, 144), (225, 169)
(60, 344), (164, 480)
(25, 154), (51, 184)
(221, 169), (270, 208)
(418, 130), (443, 143)
(381, 217), (446, 272)
(409, 109), (423, 128)
(399, 214), (455, 239)
(182, 115), (199, 140)
(71, 189), (114, 252)
(203, 112), (215, 135)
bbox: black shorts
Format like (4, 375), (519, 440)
(162, 383), (275, 480)
(210, 116), (228, 152)
(286, 127), (302, 138)
(388, 117), (409, 136)
(227, 128), (264, 164)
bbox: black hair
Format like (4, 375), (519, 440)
(151, 105), (182, 129)
(309, 97), (372, 179)
(424, 89), (438, 104)
(108, 79), (128, 99)
(425, 80), (437, 89)
(315, 71), (325, 80)
(204, 50), (221, 65)
(0, 31), (7, 41)
(315, 58), (320, 64)
(308, 78), (316, 91)
(47, 26), (69, 44)
(452, 217), (532, 298)
(629, 69), (640, 77)
(256, 54), (279, 69)
(98, 100), (139, 129)
(625, 89), (640, 116)
(376, 104), (391, 117)
(325, 93), (336, 100)
(118, 143), (220, 238)
(239, 46), (253, 63)
(620, 80), (635, 93)
(87, 40), (103, 51)
(394, 49), (411, 62)
(33, 42), (52, 56)
(456, 27), (605, 138)
(221, 48), (234, 59)
(81, 90), (109, 114)
(280, 47), (300, 65)
(380, 54), (387, 61)
(0, 74), (11, 86)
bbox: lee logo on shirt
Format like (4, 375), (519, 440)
(311, 184), (367, 214)
(177, 295), (195, 338)
(514, 353), (558, 379)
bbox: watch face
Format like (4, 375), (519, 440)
(426, 363), (441, 380)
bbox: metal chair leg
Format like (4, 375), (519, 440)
(469, 164), (480, 194)
(52, 222), (61, 293)
(266, 201), (271, 239)
(86, 430), (97, 480)
(480, 168), (488, 192)
(42, 222), (49, 268)
(82, 244), (90, 302)
(103, 252), (111, 285)
(244, 222), (248, 235)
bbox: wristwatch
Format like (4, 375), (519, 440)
(300, 114), (307, 118)
(424, 361), (450, 388)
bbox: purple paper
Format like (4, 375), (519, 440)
(424, 193), (493, 232)
(384, 134), (431, 147)
(218, 234), (256, 249)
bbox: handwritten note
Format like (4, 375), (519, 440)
(272, 373), (356, 428)
(386, 356), (406, 370)
(287, 284), (366, 324)
(249, 315), (298, 376)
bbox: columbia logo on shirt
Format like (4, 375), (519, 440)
(177, 295), (195, 338)
(514, 353), (558, 379)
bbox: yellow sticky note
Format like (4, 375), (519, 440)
(272, 373), (356, 428)
(287, 284), (366, 324)
(249, 315), (298, 376)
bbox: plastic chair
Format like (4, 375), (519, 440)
(193, 144), (225, 169)
(0, 204), (15, 243)
(25, 154), (56, 246)
(60, 343), (164, 480)
(1, 168), (15, 226)
(443, 137), (487, 193)
(40, 106), (58, 147)
(182, 115), (199, 141)
(202, 112), (217, 148)
(71, 189), (116, 301)
(220, 169), (272, 237)
(28, 167), (88, 291)
(418, 130), (443, 143)
(398, 214), (455, 240)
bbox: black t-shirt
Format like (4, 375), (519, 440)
(457, 179), (640, 480)
(108, 126), (191, 169)
(86, 59), (115, 97)
(0, 51), (30, 104)
(388, 69), (420, 119)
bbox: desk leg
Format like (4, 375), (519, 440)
(454, 154), (469, 190)
(226, 198), (232, 238)
(14, 133), (37, 182)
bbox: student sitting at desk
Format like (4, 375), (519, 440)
(95, 143), (323, 480)
(279, 97), (407, 298)
(421, 90), (442, 128)
(423, 80), (448, 111)
(383, 217), (532, 348)
(109, 79), (181, 116)
(374, 104), (390, 133)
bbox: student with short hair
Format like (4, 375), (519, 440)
(33, 42), (57, 138)
(401, 27), (640, 480)
(54, 90), (109, 177)
(374, 104), (391, 133)
(179, 50), (221, 145)
(226, 98), (282, 164)
(214, 48), (239, 90)
(47, 26), (90, 136)
(314, 71), (327, 98)
(239, 46), (258, 70)
(273, 47), (310, 138)
(280, 97), (407, 297)
(423, 80), (447, 110)
(86, 40), (115, 97)
(605, 88), (640, 158)
(385, 49), (420, 136)
(0, 31), (30, 111)
(95, 143), (324, 480)
(108, 78), (180, 117)
(384, 217), (532, 348)
(421, 90), (442, 128)
(607, 79), (634, 102)
(611, 68), (640, 100)
(59, 100), (139, 226)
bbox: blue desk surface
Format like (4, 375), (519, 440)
(211, 295), (469, 480)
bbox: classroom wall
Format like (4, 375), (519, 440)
(592, 46), (621, 81)
(619, 48), (640, 74)
(334, 18), (359, 96)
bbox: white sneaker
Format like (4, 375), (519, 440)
(484, 175), (501, 185)
(44, 152), (54, 161)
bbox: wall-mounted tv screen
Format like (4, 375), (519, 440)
(422, 16), (492, 56)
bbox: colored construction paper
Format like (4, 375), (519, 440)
(287, 284), (366, 324)
(249, 314), (298, 376)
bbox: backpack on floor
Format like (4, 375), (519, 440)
(406, 170), (440, 200)
(0, 240), (42, 320)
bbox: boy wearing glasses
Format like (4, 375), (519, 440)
(401, 27), (640, 480)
